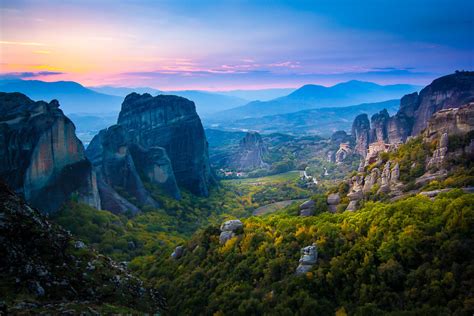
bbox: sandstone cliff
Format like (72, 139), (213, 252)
(229, 132), (269, 170)
(86, 124), (180, 214)
(0, 92), (100, 214)
(351, 72), (474, 162)
(117, 93), (212, 196)
(342, 102), (474, 211)
(351, 114), (370, 157)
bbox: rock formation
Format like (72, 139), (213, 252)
(86, 124), (180, 214)
(335, 143), (352, 164)
(219, 219), (243, 244)
(117, 93), (212, 196)
(0, 180), (165, 313)
(352, 114), (370, 157)
(296, 244), (318, 275)
(369, 109), (390, 143)
(299, 200), (315, 216)
(230, 132), (268, 170)
(350, 72), (474, 161)
(0, 92), (100, 214)
(411, 71), (474, 135)
(171, 246), (184, 260)
(326, 193), (340, 213)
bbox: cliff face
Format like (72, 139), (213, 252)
(411, 72), (474, 135)
(86, 124), (180, 214)
(351, 114), (370, 156)
(0, 92), (100, 214)
(117, 93), (212, 196)
(229, 132), (268, 170)
(342, 102), (474, 211)
(387, 72), (474, 142)
(350, 72), (474, 158)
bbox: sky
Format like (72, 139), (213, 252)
(0, 0), (473, 90)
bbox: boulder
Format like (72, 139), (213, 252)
(219, 231), (236, 245)
(327, 193), (340, 205)
(220, 219), (243, 232)
(300, 208), (314, 217)
(296, 244), (318, 275)
(219, 219), (243, 245)
(346, 200), (358, 211)
(171, 246), (184, 260)
(299, 200), (315, 210)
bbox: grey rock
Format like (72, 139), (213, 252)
(296, 244), (318, 275)
(346, 200), (358, 211)
(171, 246), (184, 259)
(327, 193), (340, 205)
(219, 231), (236, 245)
(220, 219), (243, 232)
(229, 132), (269, 170)
(74, 241), (86, 249)
(300, 208), (314, 217)
(352, 114), (370, 157)
(299, 200), (315, 210)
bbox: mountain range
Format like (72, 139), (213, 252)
(89, 86), (249, 116)
(206, 99), (400, 136)
(0, 79), (122, 114)
(211, 80), (420, 119)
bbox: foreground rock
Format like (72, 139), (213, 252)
(117, 93), (213, 196)
(0, 180), (165, 313)
(0, 92), (100, 214)
(219, 219), (243, 244)
(296, 244), (318, 275)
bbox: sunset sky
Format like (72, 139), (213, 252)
(1, 0), (473, 90)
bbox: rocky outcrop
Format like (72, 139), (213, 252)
(117, 93), (212, 196)
(369, 109), (390, 143)
(219, 219), (243, 244)
(171, 246), (184, 260)
(0, 92), (100, 214)
(352, 114), (370, 157)
(423, 104), (474, 142)
(0, 180), (165, 313)
(327, 193), (340, 213)
(350, 72), (474, 159)
(296, 244), (318, 275)
(86, 125), (177, 214)
(230, 132), (268, 170)
(411, 72), (474, 135)
(335, 143), (352, 164)
(299, 200), (315, 216)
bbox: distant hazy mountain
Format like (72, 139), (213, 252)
(0, 79), (122, 114)
(215, 88), (295, 101)
(90, 86), (248, 117)
(89, 86), (162, 96)
(205, 99), (400, 137)
(212, 80), (420, 119)
(165, 90), (248, 116)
